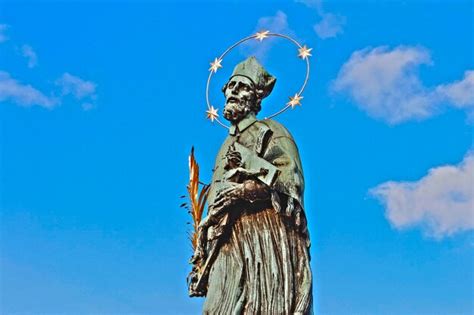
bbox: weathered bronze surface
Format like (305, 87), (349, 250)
(189, 57), (312, 314)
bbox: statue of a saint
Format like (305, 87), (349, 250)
(189, 57), (312, 314)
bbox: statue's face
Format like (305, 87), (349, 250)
(223, 76), (257, 123)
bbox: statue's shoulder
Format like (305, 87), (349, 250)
(257, 119), (294, 139)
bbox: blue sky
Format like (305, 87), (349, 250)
(0, 1), (473, 314)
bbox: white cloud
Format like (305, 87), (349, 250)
(332, 46), (474, 124)
(56, 73), (97, 109)
(0, 24), (97, 111)
(0, 24), (8, 43)
(56, 72), (96, 99)
(436, 70), (474, 108)
(21, 44), (38, 68)
(0, 71), (97, 110)
(314, 13), (346, 39)
(256, 10), (291, 34)
(0, 71), (58, 108)
(0, 25), (38, 67)
(296, 0), (322, 10)
(81, 102), (94, 111)
(242, 11), (293, 60)
(371, 152), (474, 239)
(56, 72), (97, 111)
(296, 0), (346, 40)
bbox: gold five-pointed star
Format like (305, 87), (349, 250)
(298, 45), (313, 60)
(206, 106), (219, 121)
(287, 94), (303, 108)
(209, 58), (223, 73)
(255, 30), (270, 41)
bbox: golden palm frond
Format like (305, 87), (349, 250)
(186, 147), (210, 250)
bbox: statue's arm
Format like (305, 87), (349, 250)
(209, 178), (270, 216)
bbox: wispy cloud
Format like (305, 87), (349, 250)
(56, 72), (97, 109)
(0, 71), (58, 108)
(314, 13), (346, 39)
(21, 44), (38, 68)
(436, 70), (474, 109)
(242, 11), (294, 60)
(81, 102), (94, 111)
(332, 46), (474, 124)
(0, 71), (97, 110)
(0, 24), (97, 111)
(370, 151), (474, 239)
(0, 24), (8, 43)
(296, 0), (324, 11)
(296, 0), (346, 39)
(56, 72), (96, 99)
(255, 10), (292, 35)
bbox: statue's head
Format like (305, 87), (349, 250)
(222, 57), (276, 123)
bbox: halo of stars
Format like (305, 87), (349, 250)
(206, 31), (312, 129)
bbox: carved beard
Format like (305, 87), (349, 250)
(223, 96), (254, 123)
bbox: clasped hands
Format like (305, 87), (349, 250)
(211, 178), (269, 214)
(190, 170), (270, 269)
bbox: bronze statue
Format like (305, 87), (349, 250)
(188, 56), (312, 314)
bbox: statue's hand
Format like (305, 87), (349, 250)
(210, 182), (244, 214)
(187, 265), (206, 297)
(211, 180), (271, 214)
(190, 244), (205, 265)
(190, 215), (214, 265)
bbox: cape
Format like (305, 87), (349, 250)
(203, 117), (312, 314)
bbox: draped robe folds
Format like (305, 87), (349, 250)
(201, 115), (312, 315)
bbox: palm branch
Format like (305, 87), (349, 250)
(185, 147), (210, 250)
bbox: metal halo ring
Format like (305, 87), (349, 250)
(205, 31), (312, 129)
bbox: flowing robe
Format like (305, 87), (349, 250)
(203, 115), (312, 314)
